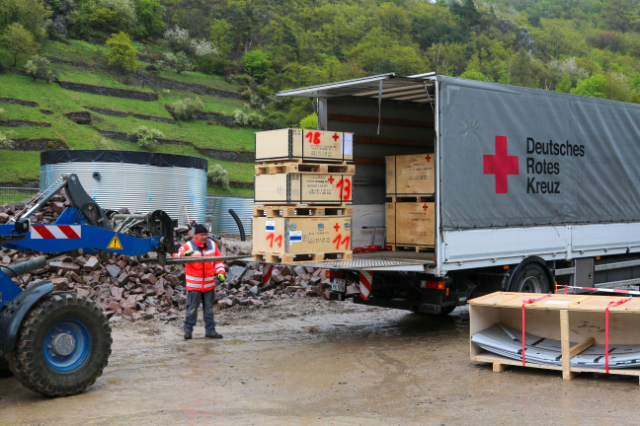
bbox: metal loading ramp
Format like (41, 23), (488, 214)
(283, 252), (435, 272)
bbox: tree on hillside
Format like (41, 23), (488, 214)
(105, 32), (138, 73)
(0, 0), (47, 41)
(174, 51), (194, 74)
(133, 0), (166, 37)
(1, 23), (38, 67)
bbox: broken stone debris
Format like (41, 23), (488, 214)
(0, 190), (353, 322)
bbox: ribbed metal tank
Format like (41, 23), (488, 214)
(209, 196), (253, 236)
(40, 150), (208, 224)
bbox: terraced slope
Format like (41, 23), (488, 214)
(0, 41), (256, 197)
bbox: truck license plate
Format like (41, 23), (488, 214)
(331, 278), (346, 292)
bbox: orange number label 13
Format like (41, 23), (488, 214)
(266, 233), (283, 248)
(336, 178), (351, 200)
(305, 131), (321, 145)
(332, 234), (350, 250)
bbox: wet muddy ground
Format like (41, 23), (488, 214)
(2, 298), (640, 425)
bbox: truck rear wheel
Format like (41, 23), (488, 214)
(6, 292), (112, 397)
(508, 262), (550, 293)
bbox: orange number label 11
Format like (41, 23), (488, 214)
(332, 234), (350, 250)
(266, 233), (283, 248)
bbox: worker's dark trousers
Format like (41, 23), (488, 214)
(184, 290), (216, 335)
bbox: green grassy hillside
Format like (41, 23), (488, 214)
(0, 41), (256, 197)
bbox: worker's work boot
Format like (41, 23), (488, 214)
(184, 332), (192, 340)
(205, 332), (223, 339)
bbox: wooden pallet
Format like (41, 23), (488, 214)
(386, 195), (433, 202)
(255, 161), (355, 175)
(252, 251), (352, 263)
(388, 244), (433, 253)
(253, 205), (353, 218)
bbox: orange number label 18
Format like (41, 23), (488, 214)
(305, 131), (321, 145)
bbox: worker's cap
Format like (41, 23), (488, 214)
(194, 224), (208, 235)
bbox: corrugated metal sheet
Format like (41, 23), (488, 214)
(40, 161), (207, 224)
(209, 196), (253, 236)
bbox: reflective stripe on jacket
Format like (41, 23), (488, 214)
(173, 239), (225, 292)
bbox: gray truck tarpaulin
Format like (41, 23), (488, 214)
(438, 75), (640, 231)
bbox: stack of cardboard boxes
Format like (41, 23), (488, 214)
(252, 129), (355, 263)
(385, 154), (435, 251)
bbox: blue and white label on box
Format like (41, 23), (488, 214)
(266, 220), (275, 232)
(289, 231), (302, 245)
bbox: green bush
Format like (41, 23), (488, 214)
(132, 126), (164, 150)
(243, 49), (271, 78)
(570, 75), (606, 99)
(174, 51), (194, 74)
(25, 56), (58, 83)
(105, 31), (138, 73)
(459, 70), (490, 82)
(299, 113), (317, 130)
(133, 0), (165, 37)
(207, 164), (230, 190)
(170, 97), (204, 120)
(234, 108), (263, 128)
(69, 0), (137, 38)
(0, 130), (15, 149)
(90, 134), (115, 149)
(196, 54), (228, 75)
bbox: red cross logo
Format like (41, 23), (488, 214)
(332, 133), (339, 141)
(328, 175), (335, 184)
(334, 223), (340, 232)
(483, 135), (519, 194)
(422, 204), (429, 211)
(425, 155), (431, 162)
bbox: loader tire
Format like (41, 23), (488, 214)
(6, 292), (112, 397)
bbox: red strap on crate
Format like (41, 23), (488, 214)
(564, 284), (569, 294)
(605, 297), (632, 373)
(521, 294), (552, 366)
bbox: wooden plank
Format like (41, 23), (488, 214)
(353, 136), (432, 147)
(493, 362), (509, 373)
(327, 114), (434, 128)
(353, 157), (385, 164)
(255, 162), (355, 175)
(560, 310), (576, 380)
(569, 337), (595, 358)
(255, 128), (354, 162)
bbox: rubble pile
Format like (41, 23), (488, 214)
(0, 191), (353, 322)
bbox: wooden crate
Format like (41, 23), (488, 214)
(386, 202), (435, 248)
(252, 216), (352, 256)
(469, 292), (640, 383)
(255, 128), (354, 163)
(386, 154), (435, 196)
(254, 173), (353, 204)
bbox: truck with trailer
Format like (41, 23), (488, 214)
(276, 72), (640, 315)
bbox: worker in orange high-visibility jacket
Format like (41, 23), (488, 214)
(174, 224), (226, 340)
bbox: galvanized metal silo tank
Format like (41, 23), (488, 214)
(40, 150), (207, 224)
(209, 196), (253, 236)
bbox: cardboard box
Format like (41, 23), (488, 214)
(386, 154), (435, 195)
(254, 173), (352, 204)
(253, 216), (352, 255)
(256, 128), (354, 162)
(386, 202), (435, 247)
